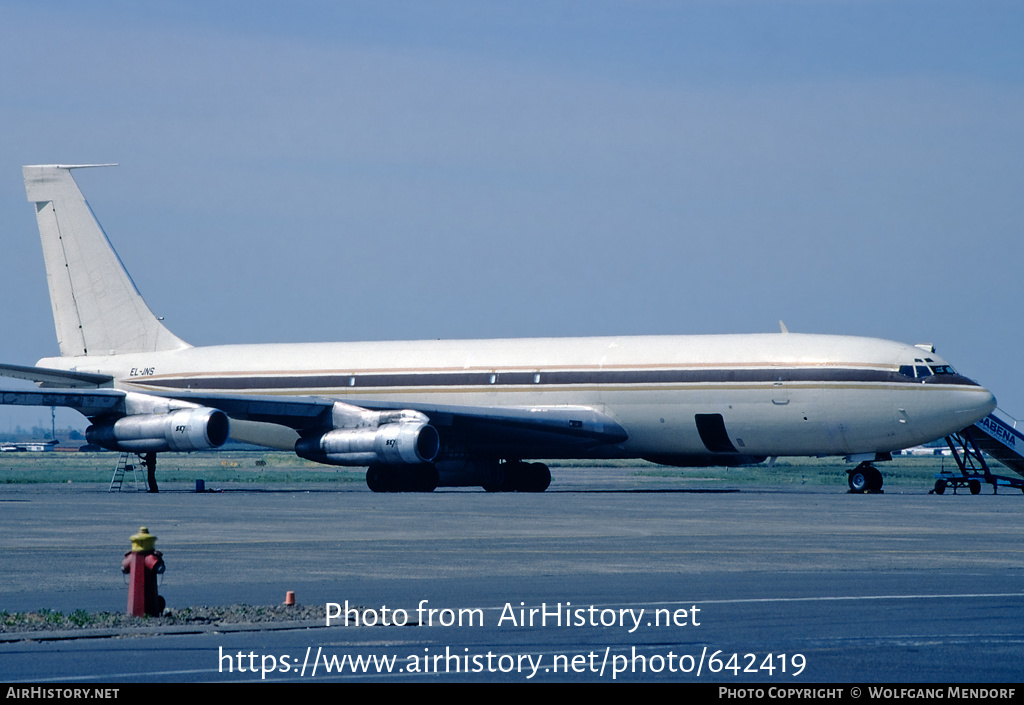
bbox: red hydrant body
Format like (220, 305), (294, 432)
(122, 527), (165, 617)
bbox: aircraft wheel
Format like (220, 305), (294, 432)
(481, 461), (551, 492)
(482, 464), (506, 492)
(969, 479), (981, 495)
(848, 464), (883, 493)
(366, 465), (390, 493)
(521, 462), (551, 492)
(848, 467), (869, 493)
(495, 461), (524, 492)
(383, 465), (438, 492)
(933, 479), (947, 495)
(865, 466), (883, 492)
(414, 464), (439, 493)
(500, 462), (523, 492)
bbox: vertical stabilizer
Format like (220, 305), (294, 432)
(23, 165), (190, 357)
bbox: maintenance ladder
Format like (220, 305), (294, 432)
(108, 452), (143, 492)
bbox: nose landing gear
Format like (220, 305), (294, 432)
(847, 462), (884, 493)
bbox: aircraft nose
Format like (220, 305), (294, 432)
(923, 373), (997, 425)
(960, 383), (997, 426)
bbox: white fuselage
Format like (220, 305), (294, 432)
(38, 332), (997, 460)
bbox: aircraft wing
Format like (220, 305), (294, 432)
(0, 385), (337, 428)
(0, 385), (628, 455)
(0, 387), (126, 417)
(154, 391), (630, 453)
(352, 398), (629, 452)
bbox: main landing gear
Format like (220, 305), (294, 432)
(142, 452), (158, 493)
(365, 460), (552, 493)
(365, 463), (439, 493)
(482, 461), (551, 493)
(847, 462), (884, 493)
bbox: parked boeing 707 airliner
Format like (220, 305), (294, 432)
(0, 165), (996, 493)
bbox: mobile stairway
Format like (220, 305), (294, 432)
(934, 409), (1024, 495)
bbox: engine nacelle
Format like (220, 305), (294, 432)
(295, 422), (440, 466)
(86, 407), (230, 453)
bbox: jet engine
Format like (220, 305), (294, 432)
(295, 422), (440, 466)
(86, 407), (230, 453)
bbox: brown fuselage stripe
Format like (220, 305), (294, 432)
(131, 368), (979, 391)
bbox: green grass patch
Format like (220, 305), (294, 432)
(628, 455), (966, 487)
(0, 450), (976, 488)
(0, 451), (364, 484)
(0, 603), (330, 632)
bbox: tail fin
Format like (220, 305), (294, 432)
(23, 164), (190, 357)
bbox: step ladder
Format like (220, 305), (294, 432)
(108, 452), (143, 492)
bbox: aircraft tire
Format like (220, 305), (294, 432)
(848, 468), (869, 493)
(482, 464), (506, 492)
(481, 461), (524, 492)
(366, 465), (390, 493)
(499, 467), (520, 492)
(414, 464), (439, 493)
(866, 466), (883, 492)
(368, 464), (439, 492)
(848, 464), (883, 493)
(480, 461), (551, 492)
(521, 462), (551, 492)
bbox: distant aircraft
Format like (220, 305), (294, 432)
(0, 164), (996, 493)
(0, 439), (58, 452)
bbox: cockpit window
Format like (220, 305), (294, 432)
(898, 364), (957, 379)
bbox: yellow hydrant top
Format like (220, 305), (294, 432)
(129, 526), (157, 553)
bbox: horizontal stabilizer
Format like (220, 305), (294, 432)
(0, 363), (113, 388)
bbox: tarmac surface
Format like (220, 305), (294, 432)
(1, 467), (1022, 683)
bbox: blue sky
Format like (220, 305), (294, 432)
(1, 1), (1022, 432)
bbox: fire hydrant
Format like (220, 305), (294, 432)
(122, 526), (165, 617)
